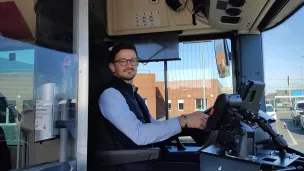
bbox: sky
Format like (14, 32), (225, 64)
(0, 6), (304, 94)
(263, 7), (304, 94)
(0, 49), (34, 65)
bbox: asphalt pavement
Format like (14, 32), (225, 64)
(275, 111), (304, 152)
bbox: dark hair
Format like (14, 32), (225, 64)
(110, 43), (138, 62)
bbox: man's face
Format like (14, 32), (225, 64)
(109, 49), (138, 81)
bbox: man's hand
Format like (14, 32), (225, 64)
(179, 111), (209, 130)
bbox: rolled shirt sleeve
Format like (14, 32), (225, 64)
(99, 88), (182, 145)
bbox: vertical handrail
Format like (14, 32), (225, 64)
(73, 0), (89, 170)
(164, 61), (169, 120)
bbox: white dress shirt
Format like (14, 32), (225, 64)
(98, 87), (182, 145)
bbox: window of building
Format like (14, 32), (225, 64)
(178, 99), (184, 111)
(168, 100), (171, 111)
(195, 99), (208, 111)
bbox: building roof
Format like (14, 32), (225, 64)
(265, 93), (276, 99)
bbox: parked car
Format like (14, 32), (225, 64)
(266, 104), (277, 120)
(300, 115), (304, 130)
(291, 100), (304, 126)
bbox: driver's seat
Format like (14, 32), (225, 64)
(87, 45), (160, 171)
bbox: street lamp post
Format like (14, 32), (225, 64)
(301, 66), (304, 95)
(302, 56), (304, 95)
(202, 42), (206, 110)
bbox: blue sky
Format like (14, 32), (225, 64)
(0, 49), (34, 64)
(263, 7), (304, 94)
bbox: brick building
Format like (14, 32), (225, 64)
(133, 73), (228, 119)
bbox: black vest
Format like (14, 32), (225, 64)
(102, 76), (152, 150)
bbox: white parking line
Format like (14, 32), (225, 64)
(295, 140), (304, 143)
(283, 121), (298, 145)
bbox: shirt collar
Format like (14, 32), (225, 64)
(132, 85), (138, 93)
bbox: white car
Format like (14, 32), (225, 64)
(291, 100), (304, 126)
(266, 104), (277, 120)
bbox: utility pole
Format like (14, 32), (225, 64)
(164, 61), (169, 120)
(301, 66), (304, 95)
(202, 42), (206, 110)
(288, 76), (291, 101)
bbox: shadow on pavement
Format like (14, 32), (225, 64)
(280, 118), (304, 135)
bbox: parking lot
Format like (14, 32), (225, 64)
(275, 111), (304, 152)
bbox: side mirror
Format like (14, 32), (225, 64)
(290, 107), (294, 110)
(214, 39), (231, 78)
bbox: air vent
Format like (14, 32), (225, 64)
(221, 16), (240, 24)
(228, 0), (246, 7)
(226, 8), (241, 16)
(216, 1), (228, 10)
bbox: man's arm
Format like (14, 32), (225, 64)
(149, 115), (159, 123)
(99, 88), (182, 146)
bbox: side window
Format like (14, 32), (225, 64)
(168, 100), (171, 111)
(178, 99), (184, 111)
(0, 49), (34, 140)
(0, 0), (84, 169)
(195, 98), (208, 111)
(1, 28), (78, 169)
(195, 99), (202, 111)
(263, 8), (304, 153)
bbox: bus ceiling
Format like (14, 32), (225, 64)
(0, 0), (303, 42)
(104, 0), (304, 37)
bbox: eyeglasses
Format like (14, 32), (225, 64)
(114, 58), (139, 66)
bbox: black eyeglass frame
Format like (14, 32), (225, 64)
(113, 58), (140, 66)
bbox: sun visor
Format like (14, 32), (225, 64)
(111, 32), (181, 62)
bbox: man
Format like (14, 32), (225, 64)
(99, 43), (209, 149)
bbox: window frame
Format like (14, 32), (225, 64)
(195, 99), (203, 111)
(168, 100), (171, 111)
(178, 99), (184, 111)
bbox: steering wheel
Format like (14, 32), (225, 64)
(170, 108), (214, 151)
(155, 108), (214, 152)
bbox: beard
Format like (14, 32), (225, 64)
(115, 69), (136, 81)
(121, 74), (136, 80)
(122, 71), (136, 80)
